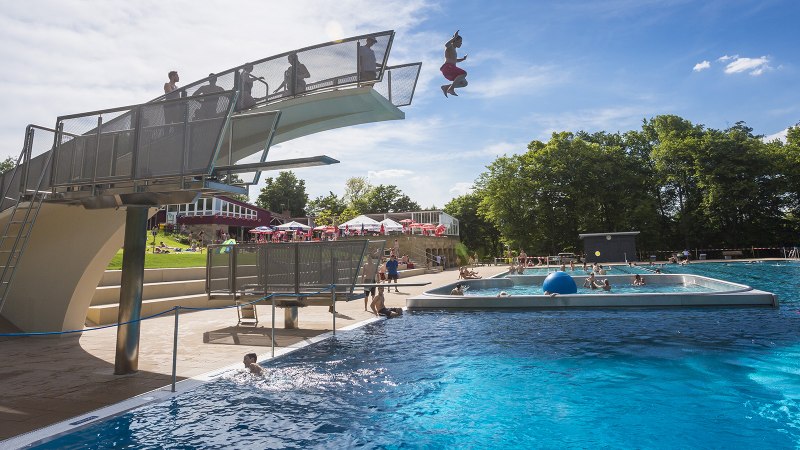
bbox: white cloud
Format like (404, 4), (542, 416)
(692, 60), (711, 72)
(763, 128), (787, 143)
(367, 169), (414, 180)
(473, 65), (566, 99)
(722, 55), (771, 76)
(717, 54), (737, 62)
(448, 182), (473, 197)
(524, 106), (647, 139)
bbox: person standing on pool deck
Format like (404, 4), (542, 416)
(386, 255), (400, 292)
(440, 30), (468, 97)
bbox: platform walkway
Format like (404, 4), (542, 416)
(0, 266), (502, 441)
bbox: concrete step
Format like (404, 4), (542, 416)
(99, 267), (207, 287)
(86, 293), (235, 325)
(92, 279), (207, 306)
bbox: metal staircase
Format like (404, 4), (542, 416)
(0, 126), (55, 312)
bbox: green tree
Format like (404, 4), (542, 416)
(0, 156), (16, 174)
(361, 184), (420, 213)
(444, 192), (501, 258)
(343, 177), (372, 213)
(256, 171), (308, 217)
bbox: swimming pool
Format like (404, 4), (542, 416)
(26, 262), (800, 448)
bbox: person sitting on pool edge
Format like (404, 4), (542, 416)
(371, 286), (403, 317)
(243, 353), (263, 375)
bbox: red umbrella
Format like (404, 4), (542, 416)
(379, 223), (385, 235)
(409, 222), (424, 228)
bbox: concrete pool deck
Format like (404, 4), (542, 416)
(0, 266), (503, 441)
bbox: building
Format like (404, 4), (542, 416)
(156, 196), (273, 243)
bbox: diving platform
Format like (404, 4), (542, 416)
(0, 30), (421, 335)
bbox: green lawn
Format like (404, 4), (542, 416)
(107, 230), (208, 270)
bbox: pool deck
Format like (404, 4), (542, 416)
(0, 266), (502, 442)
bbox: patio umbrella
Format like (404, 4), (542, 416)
(313, 225), (329, 231)
(338, 215), (381, 231)
(379, 223), (385, 235)
(399, 219), (414, 224)
(275, 221), (311, 231)
(379, 218), (404, 232)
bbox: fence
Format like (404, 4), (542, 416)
(206, 239), (374, 299)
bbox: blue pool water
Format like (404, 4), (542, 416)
(36, 262), (800, 449)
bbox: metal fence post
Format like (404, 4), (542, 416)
(271, 295), (276, 358)
(171, 306), (180, 392)
(92, 116), (103, 194)
(331, 257), (337, 336)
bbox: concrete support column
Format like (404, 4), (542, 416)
(114, 206), (149, 375)
(284, 306), (299, 329)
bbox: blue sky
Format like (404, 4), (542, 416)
(1, 0), (797, 208)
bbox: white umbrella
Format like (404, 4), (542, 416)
(338, 215), (381, 231)
(275, 221), (311, 231)
(379, 218), (404, 232)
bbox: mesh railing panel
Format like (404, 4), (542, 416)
(52, 91), (235, 186)
(207, 246), (234, 294)
(373, 63), (421, 107)
(207, 240), (369, 296)
(24, 128), (56, 193)
(148, 31), (394, 109)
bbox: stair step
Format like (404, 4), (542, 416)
(91, 278), (210, 305)
(86, 293), (234, 325)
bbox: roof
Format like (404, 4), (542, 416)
(579, 231), (640, 239)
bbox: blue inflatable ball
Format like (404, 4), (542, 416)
(542, 271), (577, 294)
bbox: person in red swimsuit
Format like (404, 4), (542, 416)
(440, 30), (468, 97)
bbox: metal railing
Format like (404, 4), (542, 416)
(373, 62), (422, 107)
(206, 240), (372, 299)
(149, 31), (396, 109)
(51, 91), (238, 188)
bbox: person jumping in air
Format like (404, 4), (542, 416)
(440, 30), (468, 97)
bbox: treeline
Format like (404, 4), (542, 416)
(256, 172), (421, 223)
(445, 115), (800, 257)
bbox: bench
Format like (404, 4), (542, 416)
(722, 250), (743, 260)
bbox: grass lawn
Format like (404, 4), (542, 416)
(107, 230), (208, 270)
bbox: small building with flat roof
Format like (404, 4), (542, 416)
(579, 231), (640, 263)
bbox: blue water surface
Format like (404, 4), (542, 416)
(36, 262), (800, 449)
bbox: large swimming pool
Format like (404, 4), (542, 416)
(33, 262), (800, 448)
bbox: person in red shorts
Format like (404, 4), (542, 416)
(440, 30), (468, 97)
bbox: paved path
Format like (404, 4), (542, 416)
(0, 265), (503, 440)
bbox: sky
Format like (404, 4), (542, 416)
(1, 0), (798, 209)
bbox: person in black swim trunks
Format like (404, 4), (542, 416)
(371, 286), (402, 317)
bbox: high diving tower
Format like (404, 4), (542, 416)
(0, 31), (420, 368)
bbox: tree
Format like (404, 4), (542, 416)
(0, 156), (16, 174)
(361, 184), (420, 213)
(255, 171), (308, 217)
(343, 176), (372, 213)
(216, 173), (250, 203)
(444, 192), (501, 258)
(307, 191), (347, 225)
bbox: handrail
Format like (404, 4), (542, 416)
(50, 90), (239, 188)
(148, 30), (396, 109)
